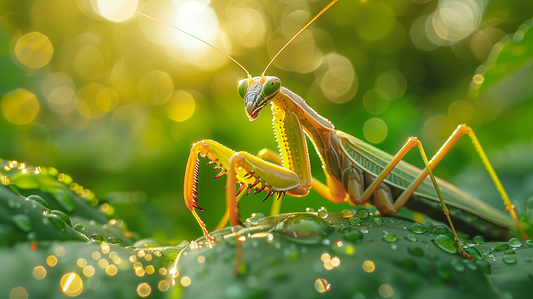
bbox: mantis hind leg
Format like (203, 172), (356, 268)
(392, 124), (528, 240)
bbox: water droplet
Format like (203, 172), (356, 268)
(405, 234), (417, 242)
(495, 243), (510, 251)
(409, 223), (428, 234)
(338, 225), (351, 233)
(372, 217), (383, 225)
(502, 255), (517, 264)
(271, 214), (332, 244)
(341, 209), (354, 218)
(462, 259), (477, 271)
(450, 258), (465, 272)
(317, 207), (328, 218)
(343, 231), (364, 243)
(526, 239), (533, 246)
(73, 223), (85, 230)
(508, 238), (522, 248)
(49, 216), (65, 231)
(431, 225), (449, 235)
(11, 214), (32, 232)
(91, 234), (103, 242)
(7, 199), (16, 209)
(476, 260), (491, 274)
(246, 217), (259, 225)
(389, 243), (398, 250)
(356, 208), (370, 218)
(433, 235), (457, 254)
(472, 235), (485, 244)
(162, 246), (182, 261)
(251, 213), (264, 219)
(348, 216), (361, 226)
(408, 246), (424, 257)
(306, 207), (314, 212)
(321, 239), (331, 246)
(360, 227), (368, 234)
(108, 237), (124, 244)
(27, 195), (50, 209)
(53, 190), (76, 212)
(383, 234), (397, 243)
(51, 210), (72, 227)
(27, 232), (37, 241)
(464, 247), (483, 261)
(42, 217), (50, 226)
(436, 263), (451, 280)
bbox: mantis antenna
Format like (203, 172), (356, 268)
(261, 0), (338, 78)
(103, 0), (252, 79)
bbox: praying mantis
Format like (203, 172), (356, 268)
(118, 0), (529, 260)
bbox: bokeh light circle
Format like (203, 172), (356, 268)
(363, 118), (388, 144)
(1, 89), (40, 125)
(15, 32), (53, 69)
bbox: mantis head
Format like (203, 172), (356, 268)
(238, 76), (282, 121)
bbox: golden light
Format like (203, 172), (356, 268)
(314, 278), (330, 293)
(33, 266), (47, 279)
(97, 0), (138, 22)
(145, 254), (152, 262)
(98, 259), (109, 269)
(100, 242), (110, 254)
(136, 268), (146, 277)
(146, 265), (155, 275)
(138, 70), (173, 105)
(1, 89), (40, 125)
(14, 32), (53, 68)
(46, 255), (58, 267)
(165, 90), (196, 122)
(363, 89), (389, 114)
(137, 282), (151, 297)
(42, 72), (76, 114)
(363, 260), (375, 273)
(106, 265), (118, 276)
(229, 6), (269, 48)
(448, 100), (473, 124)
(74, 46), (105, 80)
(92, 251), (101, 260)
(320, 54), (356, 103)
(377, 70), (407, 100)
(180, 276), (191, 287)
(320, 253), (331, 263)
(129, 255), (137, 263)
(158, 280), (170, 292)
(75, 258), (86, 268)
(363, 118), (388, 144)
(83, 266), (95, 277)
(159, 268), (168, 276)
(54, 246), (65, 257)
(9, 287), (28, 299)
(379, 284), (394, 298)
(60, 272), (83, 297)
(197, 256), (206, 264)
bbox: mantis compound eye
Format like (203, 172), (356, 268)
(237, 79), (248, 99)
(261, 77), (281, 100)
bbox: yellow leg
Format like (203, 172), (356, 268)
(393, 124), (528, 240)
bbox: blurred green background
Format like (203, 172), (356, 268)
(1, 0), (533, 244)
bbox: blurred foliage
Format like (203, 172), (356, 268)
(0, 0), (533, 250)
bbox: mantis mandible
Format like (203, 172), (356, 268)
(124, 0), (529, 260)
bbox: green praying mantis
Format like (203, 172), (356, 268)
(123, 0), (529, 260)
